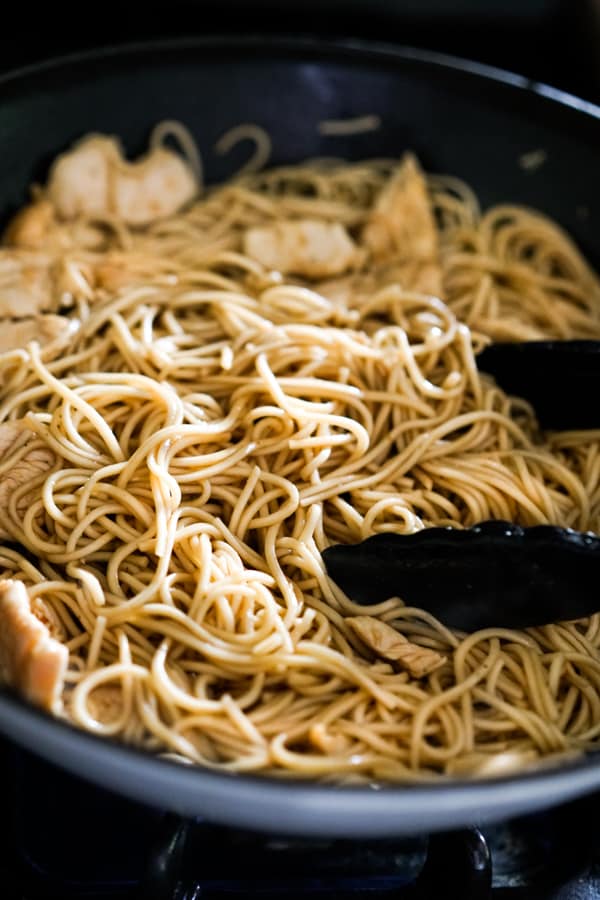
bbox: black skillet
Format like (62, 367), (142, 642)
(0, 36), (599, 838)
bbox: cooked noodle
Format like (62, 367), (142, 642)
(318, 115), (382, 136)
(150, 119), (204, 185)
(214, 124), (273, 177)
(1, 127), (600, 782)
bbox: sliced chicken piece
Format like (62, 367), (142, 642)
(0, 421), (26, 458)
(314, 273), (367, 308)
(48, 136), (116, 221)
(0, 251), (56, 317)
(374, 259), (443, 298)
(318, 258), (442, 308)
(0, 314), (77, 354)
(363, 154), (438, 259)
(113, 147), (198, 226)
(0, 249), (95, 317)
(0, 579), (68, 713)
(47, 135), (198, 226)
(243, 220), (363, 279)
(401, 259), (443, 297)
(0, 422), (57, 541)
(346, 615), (446, 678)
(362, 155), (442, 295)
(4, 199), (107, 252)
(30, 595), (67, 644)
(93, 257), (140, 293)
(4, 200), (60, 250)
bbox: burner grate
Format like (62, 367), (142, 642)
(4, 744), (600, 900)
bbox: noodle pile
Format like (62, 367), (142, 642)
(2, 131), (600, 782)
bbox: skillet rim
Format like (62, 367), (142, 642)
(0, 32), (598, 122)
(1, 34), (599, 836)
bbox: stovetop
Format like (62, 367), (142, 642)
(2, 739), (600, 900)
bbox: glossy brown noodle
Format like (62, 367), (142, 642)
(1, 136), (600, 781)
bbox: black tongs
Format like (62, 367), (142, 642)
(477, 340), (600, 430)
(322, 522), (600, 631)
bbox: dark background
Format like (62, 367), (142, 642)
(1, 0), (599, 104)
